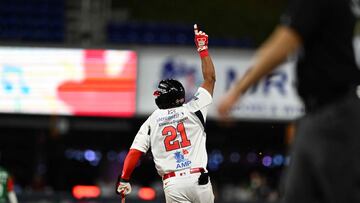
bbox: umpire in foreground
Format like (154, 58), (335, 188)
(218, 0), (360, 202)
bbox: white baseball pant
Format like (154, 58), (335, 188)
(163, 170), (214, 203)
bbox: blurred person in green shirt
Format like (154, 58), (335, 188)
(0, 166), (18, 203)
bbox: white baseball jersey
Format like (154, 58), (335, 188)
(130, 87), (212, 176)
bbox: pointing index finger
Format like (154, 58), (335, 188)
(194, 24), (199, 35)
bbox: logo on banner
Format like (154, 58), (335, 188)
(160, 58), (201, 101)
(226, 68), (288, 96)
(174, 151), (191, 169)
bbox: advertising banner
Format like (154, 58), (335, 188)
(137, 47), (304, 120)
(0, 47), (137, 117)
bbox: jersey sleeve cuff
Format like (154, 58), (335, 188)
(198, 87), (213, 101)
(129, 146), (147, 153)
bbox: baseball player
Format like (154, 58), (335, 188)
(0, 166), (18, 203)
(116, 24), (216, 203)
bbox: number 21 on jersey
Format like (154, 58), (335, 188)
(162, 122), (191, 151)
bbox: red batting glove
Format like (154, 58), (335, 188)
(194, 24), (209, 58)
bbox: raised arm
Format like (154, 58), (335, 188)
(194, 24), (216, 96)
(218, 26), (302, 117)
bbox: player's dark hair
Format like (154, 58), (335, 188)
(153, 79), (185, 109)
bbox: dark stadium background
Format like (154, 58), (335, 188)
(0, 0), (293, 202)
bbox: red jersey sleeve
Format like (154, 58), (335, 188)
(121, 149), (143, 181)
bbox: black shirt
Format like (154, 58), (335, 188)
(281, 0), (360, 110)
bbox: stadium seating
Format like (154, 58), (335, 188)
(0, 0), (64, 42)
(107, 22), (254, 47)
